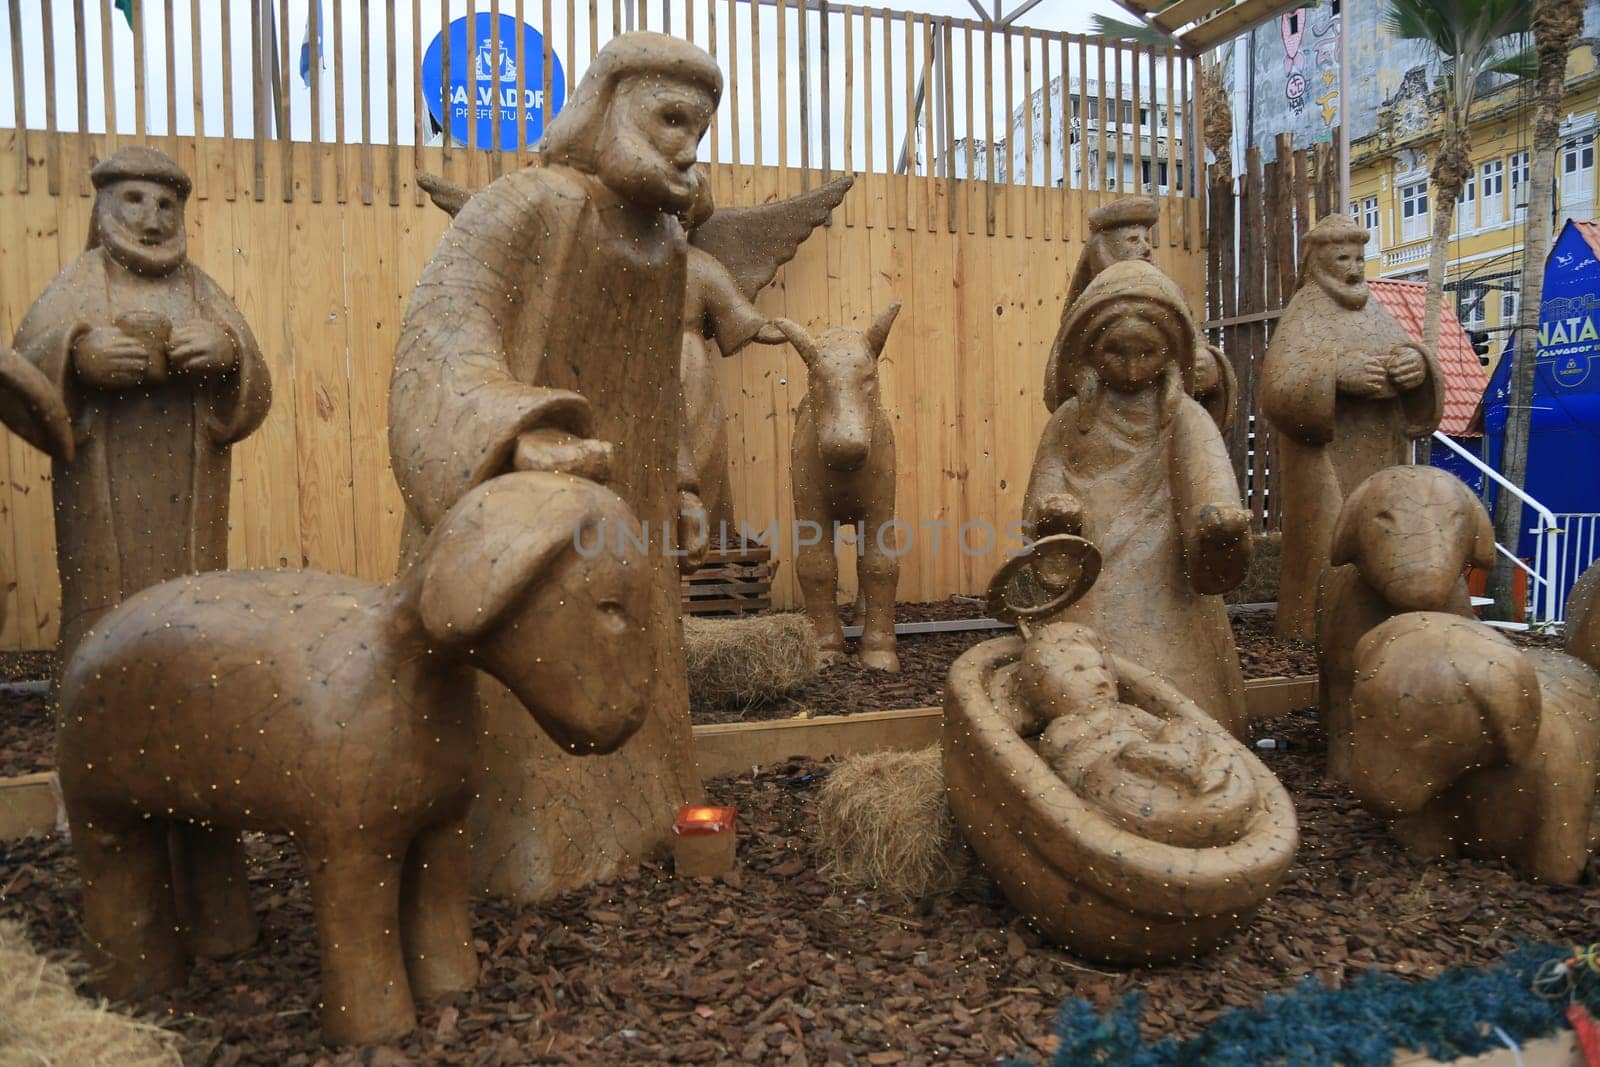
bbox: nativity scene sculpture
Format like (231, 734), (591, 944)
(55, 472), (654, 1046)
(388, 33), (723, 902)
(1022, 259), (1254, 737)
(781, 304), (903, 672)
(0, 147), (271, 661)
(415, 167), (853, 536)
(1262, 215), (1444, 641)
(943, 534), (1297, 963)
(1044, 196), (1235, 430)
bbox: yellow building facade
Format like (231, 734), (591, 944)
(1348, 52), (1600, 370)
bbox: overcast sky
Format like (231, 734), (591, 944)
(1, 0), (1143, 171)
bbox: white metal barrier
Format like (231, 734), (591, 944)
(1431, 431), (1565, 628)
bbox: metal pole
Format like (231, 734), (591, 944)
(1337, 4), (1350, 206)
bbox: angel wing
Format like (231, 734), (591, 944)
(689, 175), (853, 301)
(416, 171), (473, 217)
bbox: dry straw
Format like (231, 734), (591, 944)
(0, 921), (181, 1066)
(814, 747), (978, 903)
(683, 614), (819, 708)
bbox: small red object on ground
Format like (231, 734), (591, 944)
(673, 805), (738, 877)
(1569, 1003), (1600, 1067)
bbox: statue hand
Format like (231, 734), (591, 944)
(1387, 344), (1428, 391)
(1336, 349), (1393, 398)
(677, 490), (709, 573)
(73, 327), (151, 390)
(755, 322), (789, 345)
(1191, 504), (1251, 562)
(167, 320), (238, 376)
(512, 429), (616, 484)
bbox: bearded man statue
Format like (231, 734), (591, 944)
(0, 146), (271, 661)
(388, 33), (723, 902)
(1262, 215), (1444, 640)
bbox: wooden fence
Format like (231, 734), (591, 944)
(0, 130), (1204, 650)
(3, 0), (1204, 235)
(1204, 132), (1341, 532)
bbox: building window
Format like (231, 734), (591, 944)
(1363, 196), (1380, 243)
(1458, 287), (1487, 330)
(1480, 159), (1504, 228)
(1456, 170), (1477, 235)
(1510, 151), (1529, 223)
(1562, 133), (1594, 219)
(1400, 179), (1429, 242)
(1501, 290), (1520, 324)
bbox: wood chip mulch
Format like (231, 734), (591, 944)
(4, 706), (1599, 1066)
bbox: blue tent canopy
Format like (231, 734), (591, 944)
(1480, 219), (1600, 610)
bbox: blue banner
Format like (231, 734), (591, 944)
(421, 13), (566, 151)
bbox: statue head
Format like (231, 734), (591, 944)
(1058, 260), (1196, 407)
(540, 32), (722, 215)
(1300, 215), (1370, 311)
(87, 146), (192, 275)
(1083, 196), (1158, 275)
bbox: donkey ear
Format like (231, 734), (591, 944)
(775, 318), (820, 369)
(865, 302), (902, 358)
(1477, 639), (1543, 766)
(418, 478), (575, 645)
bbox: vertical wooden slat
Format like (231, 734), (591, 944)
(359, 0), (373, 204)
(513, 0), (527, 165)
(922, 15), (934, 231)
(842, 10), (853, 181)
(542, 0), (554, 164)
(726, 0), (740, 165)
(564, 0), (573, 96)
(902, 12), (913, 229)
(222, 0), (236, 199)
(133, 0), (148, 137)
(1021, 28), (1033, 239)
(1262, 154), (1280, 312)
(1110, 43), (1122, 196)
(862, 6), (875, 228)
(1039, 31), (1051, 239)
(1059, 34), (1070, 235)
(1001, 27), (1013, 236)
(440, 0), (452, 178)
(1094, 39), (1106, 196)
(185, 0), (205, 197)
(74, 0), (91, 197)
(708, 0), (719, 163)
(1293, 146), (1311, 288)
(1147, 45), (1157, 195)
(40, 0), (60, 195)
(386, 0), (398, 204)
(964, 22), (974, 235)
(1244, 146), (1267, 527)
(751, 0), (763, 168)
(99, 0), (118, 157)
(798, 0), (811, 189)
(983, 25), (993, 236)
(309, 0), (323, 202)
(1273, 133), (1294, 307)
(163, 0), (177, 139)
(819, 0), (831, 177)
(466, 0), (478, 172)
(279, 0), (292, 201)
(591, 0), (601, 61)
(1184, 53), (1197, 249)
(1166, 48), (1178, 232)
(943, 19), (956, 234)
(775, 0), (786, 184)
(488, 0), (502, 180)
(336, 0), (349, 202)
(250, 0), (264, 200)
(414, 0), (424, 202)
(881, 7), (893, 229)
(1131, 44), (1142, 198)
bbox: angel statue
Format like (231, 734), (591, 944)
(415, 169), (852, 536)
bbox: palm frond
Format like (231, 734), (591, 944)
(1088, 14), (1176, 46)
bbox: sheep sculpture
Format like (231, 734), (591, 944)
(55, 471), (654, 1046)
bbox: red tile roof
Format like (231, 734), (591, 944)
(1367, 278), (1488, 436)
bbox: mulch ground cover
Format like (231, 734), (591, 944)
(5, 701), (1600, 1066)
(689, 602), (1319, 723)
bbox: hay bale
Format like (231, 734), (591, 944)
(684, 614), (818, 708)
(815, 747), (977, 902)
(0, 921), (181, 1066)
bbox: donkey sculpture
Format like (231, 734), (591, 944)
(780, 304), (903, 672)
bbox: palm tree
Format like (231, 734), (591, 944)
(1385, 1), (1533, 384)
(1487, 0), (1587, 619)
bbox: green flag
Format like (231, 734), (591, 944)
(114, 0), (134, 29)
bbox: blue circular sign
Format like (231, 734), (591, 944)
(421, 14), (566, 151)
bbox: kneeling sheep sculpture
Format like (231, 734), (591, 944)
(56, 471), (653, 1045)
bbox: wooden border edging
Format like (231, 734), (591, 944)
(692, 674), (1318, 780)
(0, 677), (1318, 840)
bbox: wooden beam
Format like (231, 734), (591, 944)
(1180, 0), (1306, 53)
(1151, 0), (1226, 34)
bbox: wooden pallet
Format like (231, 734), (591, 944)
(681, 542), (778, 617)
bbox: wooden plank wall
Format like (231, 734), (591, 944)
(0, 131), (1204, 649)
